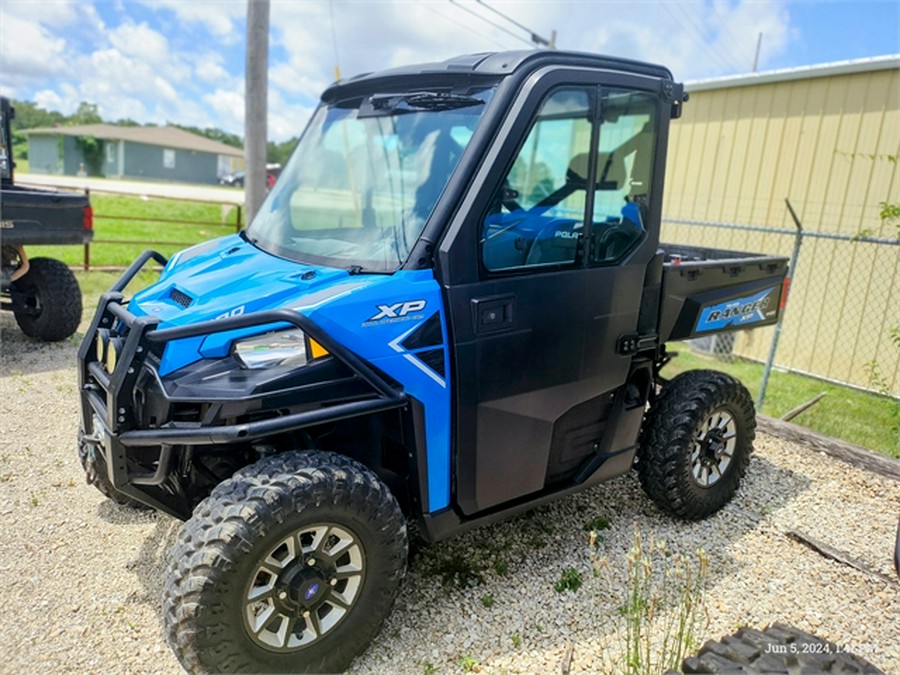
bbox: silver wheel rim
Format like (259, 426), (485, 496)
(690, 408), (737, 487)
(243, 523), (365, 652)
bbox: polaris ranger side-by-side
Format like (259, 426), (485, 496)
(1, 97), (92, 341)
(76, 51), (788, 673)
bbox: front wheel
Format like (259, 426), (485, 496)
(638, 370), (755, 520)
(164, 451), (408, 674)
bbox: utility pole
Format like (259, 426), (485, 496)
(752, 32), (763, 72)
(245, 0), (270, 222)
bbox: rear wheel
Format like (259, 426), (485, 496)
(12, 257), (82, 341)
(638, 370), (755, 520)
(164, 450), (407, 673)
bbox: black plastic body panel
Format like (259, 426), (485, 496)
(0, 184), (92, 246)
(658, 244), (788, 342)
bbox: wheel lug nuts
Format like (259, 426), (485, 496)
(278, 591), (287, 600)
(329, 578), (337, 586)
(306, 558), (315, 566)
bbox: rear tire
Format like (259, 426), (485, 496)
(12, 257), (82, 341)
(164, 450), (408, 674)
(683, 623), (883, 673)
(638, 370), (755, 520)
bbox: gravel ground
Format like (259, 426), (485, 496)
(1, 311), (898, 674)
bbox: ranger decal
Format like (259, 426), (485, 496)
(696, 288), (777, 332)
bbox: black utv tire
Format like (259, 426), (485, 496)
(682, 623), (883, 673)
(164, 450), (408, 674)
(638, 370), (755, 520)
(77, 428), (149, 509)
(12, 257), (82, 341)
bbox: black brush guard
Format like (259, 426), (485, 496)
(77, 250), (407, 518)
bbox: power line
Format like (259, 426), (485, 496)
(673, 2), (738, 71)
(447, 0), (537, 49)
(420, 2), (518, 51)
(474, 0), (554, 47)
(661, 2), (733, 73)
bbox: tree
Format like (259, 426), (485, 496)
(71, 102), (102, 126)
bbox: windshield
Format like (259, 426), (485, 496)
(248, 88), (494, 272)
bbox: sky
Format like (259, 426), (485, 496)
(1, 0), (897, 142)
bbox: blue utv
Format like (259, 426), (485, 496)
(76, 51), (789, 673)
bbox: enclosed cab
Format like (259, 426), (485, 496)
(76, 51), (787, 673)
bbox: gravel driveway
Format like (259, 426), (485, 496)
(1, 311), (898, 674)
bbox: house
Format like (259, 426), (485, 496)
(25, 124), (244, 185)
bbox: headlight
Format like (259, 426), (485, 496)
(232, 329), (315, 370)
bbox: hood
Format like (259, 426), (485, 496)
(130, 234), (361, 328)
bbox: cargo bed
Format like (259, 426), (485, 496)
(658, 244), (789, 343)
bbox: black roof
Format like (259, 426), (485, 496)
(322, 50), (675, 102)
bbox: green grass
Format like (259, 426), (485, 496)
(29, 193), (241, 268)
(663, 350), (899, 458)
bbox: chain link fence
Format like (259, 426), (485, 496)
(661, 201), (900, 404)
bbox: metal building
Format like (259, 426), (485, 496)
(663, 56), (900, 394)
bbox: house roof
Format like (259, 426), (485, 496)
(685, 54), (900, 92)
(25, 123), (243, 157)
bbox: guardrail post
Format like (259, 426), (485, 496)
(757, 198), (804, 410)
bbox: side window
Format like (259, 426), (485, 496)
(482, 88), (592, 272)
(591, 90), (657, 265)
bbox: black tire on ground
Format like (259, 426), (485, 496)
(77, 428), (150, 509)
(638, 369), (755, 520)
(682, 623), (883, 673)
(164, 450), (408, 674)
(12, 257), (82, 341)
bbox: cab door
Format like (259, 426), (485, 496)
(439, 72), (666, 515)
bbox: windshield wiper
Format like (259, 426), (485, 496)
(370, 91), (484, 112)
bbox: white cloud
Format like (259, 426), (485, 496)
(195, 56), (233, 85)
(203, 88), (245, 132)
(137, 0), (244, 43)
(108, 21), (171, 64)
(0, 13), (68, 83)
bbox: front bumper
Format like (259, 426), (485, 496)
(77, 250), (407, 518)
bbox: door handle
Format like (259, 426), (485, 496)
(471, 295), (515, 334)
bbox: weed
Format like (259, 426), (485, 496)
(459, 655), (478, 672)
(422, 661), (439, 675)
(492, 559), (509, 576)
(511, 632), (522, 648)
(481, 594), (495, 608)
(427, 551), (484, 588)
(594, 525), (709, 674)
(584, 515), (611, 532)
(554, 567), (583, 593)
(30, 492), (39, 507)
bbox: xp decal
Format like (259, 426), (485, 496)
(696, 287), (777, 333)
(363, 299), (427, 326)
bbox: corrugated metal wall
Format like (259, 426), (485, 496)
(662, 66), (900, 394)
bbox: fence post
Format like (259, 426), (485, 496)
(757, 198), (804, 410)
(236, 205), (243, 233)
(83, 187), (91, 271)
